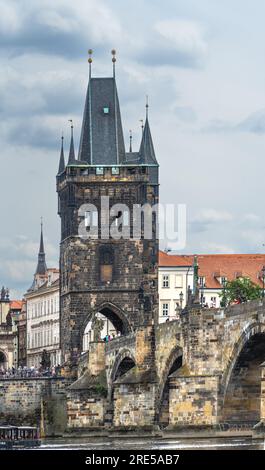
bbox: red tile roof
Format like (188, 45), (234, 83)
(10, 300), (23, 310)
(159, 251), (265, 289)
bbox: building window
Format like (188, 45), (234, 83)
(99, 246), (114, 283)
(162, 303), (169, 316)
(112, 167), (120, 175)
(199, 276), (205, 287)
(162, 275), (169, 288)
(175, 275), (183, 288)
(96, 167), (104, 175)
(211, 297), (216, 307)
(221, 277), (227, 286)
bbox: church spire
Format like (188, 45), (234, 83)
(68, 120), (76, 164)
(35, 219), (47, 275)
(57, 134), (65, 174)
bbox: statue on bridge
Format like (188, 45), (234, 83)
(91, 314), (105, 342)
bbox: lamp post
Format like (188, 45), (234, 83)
(262, 266), (265, 298)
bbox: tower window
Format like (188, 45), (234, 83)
(99, 246), (114, 283)
(103, 107), (109, 114)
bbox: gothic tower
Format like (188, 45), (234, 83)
(57, 55), (159, 366)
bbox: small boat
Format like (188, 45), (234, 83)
(0, 425), (41, 449)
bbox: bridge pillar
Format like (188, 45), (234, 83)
(168, 373), (219, 428)
(66, 341), (108, 429)
(113, 325), (158, 429)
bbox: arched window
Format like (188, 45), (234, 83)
(99, 246), (114, 283)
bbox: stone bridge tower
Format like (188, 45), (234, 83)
(57, 55), (159, 367)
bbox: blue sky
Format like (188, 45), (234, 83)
(1, 0), (265, 297)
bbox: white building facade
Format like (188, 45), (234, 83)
(25, 225), (61, 368)
(158, 251), (265, 323)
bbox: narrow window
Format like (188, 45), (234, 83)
(99, 246), (114, 283)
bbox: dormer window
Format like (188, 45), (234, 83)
(96, 167), (104, 175)
(112, 167), (119, 175)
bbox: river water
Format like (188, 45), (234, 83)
(39, 437), (264, 450)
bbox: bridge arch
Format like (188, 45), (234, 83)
(110, 348), (136, 384)
(221, 322), (265, 425)
(221, 321), (265, 394)
(80, 301), (132, 348)
(156, 346), (183, 427)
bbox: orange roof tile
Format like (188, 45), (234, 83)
(159, 251), (265, 289)
(10, 300), (23, 310)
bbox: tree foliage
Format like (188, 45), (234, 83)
(220, 277), (262, 307)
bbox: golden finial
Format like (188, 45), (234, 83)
(111, 49), (116, 62)
(88, 49), (93, 63)
(146, 95), (149, 119)
(111, 49), (116, 78)
(88, 49), (93, 79)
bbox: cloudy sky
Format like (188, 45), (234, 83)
(1, 0), (265, 298)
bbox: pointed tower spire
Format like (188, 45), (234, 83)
(68, 120), (76, 164)
(57, 134), (65, 174)
(139, 99), (158, 165)
(78, 51), (126, 165)
(146, 95), (149, 119)
(35, 218), (47, 275)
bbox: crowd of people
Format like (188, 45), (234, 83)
(102, 332), (121, 342)
(0, 365), (62, 379)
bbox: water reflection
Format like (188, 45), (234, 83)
(39, 437), (264, 450)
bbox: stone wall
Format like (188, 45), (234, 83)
(168, 374), (219, 427)
(0, 377), (72, 435)
(67, 389), (107, 428)
(113, 381), (157, 428)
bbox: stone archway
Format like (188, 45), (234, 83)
(221, 330), (265, 424)
(80, 301), (132, 344)
(106, 349), (136, 426)
(156, 347), (183, 427)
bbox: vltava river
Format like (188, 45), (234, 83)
(39, 437), (264, 450)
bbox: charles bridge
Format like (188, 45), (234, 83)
(1, 298), (265, 436)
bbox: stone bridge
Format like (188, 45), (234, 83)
(66, 299), (265, 431)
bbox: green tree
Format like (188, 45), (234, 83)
(220, 277), (262, 307)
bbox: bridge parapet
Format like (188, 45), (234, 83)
(223, 299), (265, 317)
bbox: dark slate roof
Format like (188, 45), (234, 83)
(57, 137), (65, 174)
(78, 77), (126, 165)
(124, 151), (141, 164)
(68, 130), (76, 164)
(35, 225), (47, 275)
(139, 118), (158, 165)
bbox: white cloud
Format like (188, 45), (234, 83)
(154, 19), (207, 62)
(193, 209), (233, 224)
